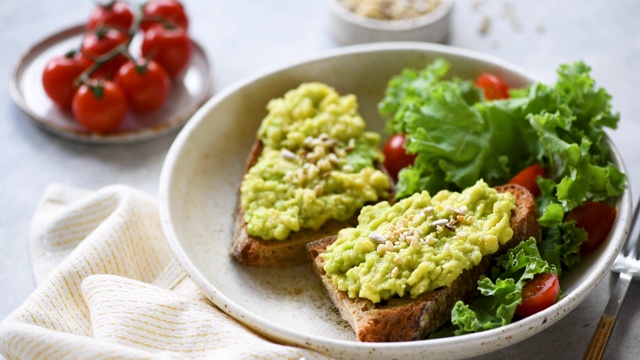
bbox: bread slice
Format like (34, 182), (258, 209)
(231, 140), (392, 268)
(306, 184), (540, 342)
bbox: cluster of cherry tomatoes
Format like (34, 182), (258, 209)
(41, 0), (191, 133)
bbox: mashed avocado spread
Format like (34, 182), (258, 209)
(241, 83), (391, 240)
(322, 180), (515, 303)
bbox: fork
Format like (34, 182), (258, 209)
(582, 198), (640, 360)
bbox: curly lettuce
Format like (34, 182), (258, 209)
(450, 238), (554, 335)
(379, 60), (626, 272)
(429, 238), (554, 338)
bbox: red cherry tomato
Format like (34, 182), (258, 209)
(42, 54), (91, 110)
(87, 1), (135, 31)
(81, 28), (129, 59)
(382, 134), (417, 182)
(72, 81), (128, 133)
(475, 73), (510, 100)
(81, 28), (129, 79)
(515, 273), (560, 318)
(565, 202), (617, 256)
(141, 24), (191, 77)
(141, 0), (189, 30)
(115, 60), (171, 114)
(508, 164), (546, 197)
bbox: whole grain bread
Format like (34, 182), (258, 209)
(231, 140), (392, 268)
(306, 184), (540, 342)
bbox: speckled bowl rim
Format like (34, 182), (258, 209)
(159, 42), (632, 359)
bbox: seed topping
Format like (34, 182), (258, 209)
(430, 219), (449, 227)
(280, 149), (297, 160)
(368, 232), (387, 244)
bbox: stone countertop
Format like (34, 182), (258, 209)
(1, 0), (638, 359)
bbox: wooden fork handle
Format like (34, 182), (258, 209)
(582, 272), (633, 360)
(583, 314), (616, 360)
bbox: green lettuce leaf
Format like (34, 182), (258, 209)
(451, 238), (553, 335)
(382, 60), (624, 200)
(378, 58), (482, 136)
(539, 221), (588, 274)
(379, 58), (450, 135)
(393, 82), (539, 197)
(528, 109), (626, 211)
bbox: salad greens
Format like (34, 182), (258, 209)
(430, 238), (554, 337)
(378, 59), (626, 335)
(451, 238), (554, 334)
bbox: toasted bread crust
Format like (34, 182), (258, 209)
(306, 184), (540, 342)
(232, 205), (357, 267)
(231, 140), (391, 268)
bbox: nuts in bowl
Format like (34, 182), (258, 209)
(328, 0), (455, 45)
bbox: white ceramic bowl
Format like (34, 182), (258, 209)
(328, 0), (455, 45)
(159, 42), (632, 360)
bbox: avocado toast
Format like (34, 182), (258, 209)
(306, 183), (540, 342)
(231, 83), (393, 267)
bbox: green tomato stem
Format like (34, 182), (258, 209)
(88, 80), (105, 100)
(75, 1), (145, 86)
(141, 15), (177, 29)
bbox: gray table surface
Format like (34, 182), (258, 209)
(1, 0), (639, 359)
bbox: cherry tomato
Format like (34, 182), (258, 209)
(515, 273), (560, 318)
(508, 164), (546, 197)
(81, 28), (129, 59)
(475, 73), (510, 100)
(141, 0), (189, 30)
(42, 54), (91, 110)
(382, 134), (417, 182)
(81, 28), (129, 79)
(565, 202), (617, 256)
(87, 1), (135, 31)
(115, 60), (171, 114)
(141, 24), (191, 77)
(72, 81), (128, 133)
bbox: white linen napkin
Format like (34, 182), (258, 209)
(0, 184), (327, 359)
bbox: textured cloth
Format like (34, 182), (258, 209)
(0, 184), (327, 360)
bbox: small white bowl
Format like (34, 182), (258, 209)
(328, 0), (455, 45)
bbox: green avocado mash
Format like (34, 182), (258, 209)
(322, 180), (515, 303)
(241, 83), (391, 241)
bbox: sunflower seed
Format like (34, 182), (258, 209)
(368, 232), (387, 244)
(280, 149), (297, 160)
(430, 219), (449, 227)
